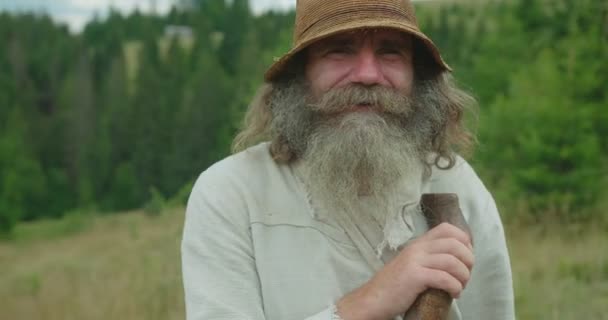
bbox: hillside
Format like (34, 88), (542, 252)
(2, 0), (607, 235)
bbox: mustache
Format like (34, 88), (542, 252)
(308, 84), (413, 117)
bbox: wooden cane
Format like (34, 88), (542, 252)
(403, 193), (472, 320)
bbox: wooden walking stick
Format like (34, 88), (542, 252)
(404, 193), (472, 320)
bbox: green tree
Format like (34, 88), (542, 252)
(476, 49), (603, 221)
(0, 108), (47, 234)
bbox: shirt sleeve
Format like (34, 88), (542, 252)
(181, 168), (344, 320)
(457, 195), (516, 320)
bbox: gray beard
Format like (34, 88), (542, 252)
(301, 111), (424, 229)
(270, 79), (429, 233)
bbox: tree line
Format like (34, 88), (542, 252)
(0, 0), (606, 234)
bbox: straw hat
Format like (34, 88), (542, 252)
(264, 0), (451, 82)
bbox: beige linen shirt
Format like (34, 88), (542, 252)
(181, 142), (515, 320)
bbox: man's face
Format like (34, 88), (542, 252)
(305, 29), (414, 103)
(267, 27), (446, 228)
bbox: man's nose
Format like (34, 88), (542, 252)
(350, 47), (383, 86)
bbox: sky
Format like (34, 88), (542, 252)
(0, 0), (296, 33)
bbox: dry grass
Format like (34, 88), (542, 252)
(1, 209), (607, 319)
(0, 209), (185, 320)
(506, 222), (608, 319)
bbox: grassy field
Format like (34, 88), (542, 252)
(1, 209), (607, 319)
(0, 210), (184, 320)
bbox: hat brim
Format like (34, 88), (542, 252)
(264, 18), (451, 82)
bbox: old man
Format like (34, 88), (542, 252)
(181, 0), (515, 319)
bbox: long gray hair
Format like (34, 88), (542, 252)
(232, 72), (477, 172)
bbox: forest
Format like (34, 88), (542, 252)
(0, 0), (606, 235)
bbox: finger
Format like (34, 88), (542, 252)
(424, 238), (475, 270)
(423, 269), (464, 299)
(424, 222), (472, 248)
(422, 254), (471, 288)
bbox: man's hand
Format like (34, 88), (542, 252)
(336, 223), (474, 320)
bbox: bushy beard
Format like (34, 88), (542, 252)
(270, 79), (429, 230)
